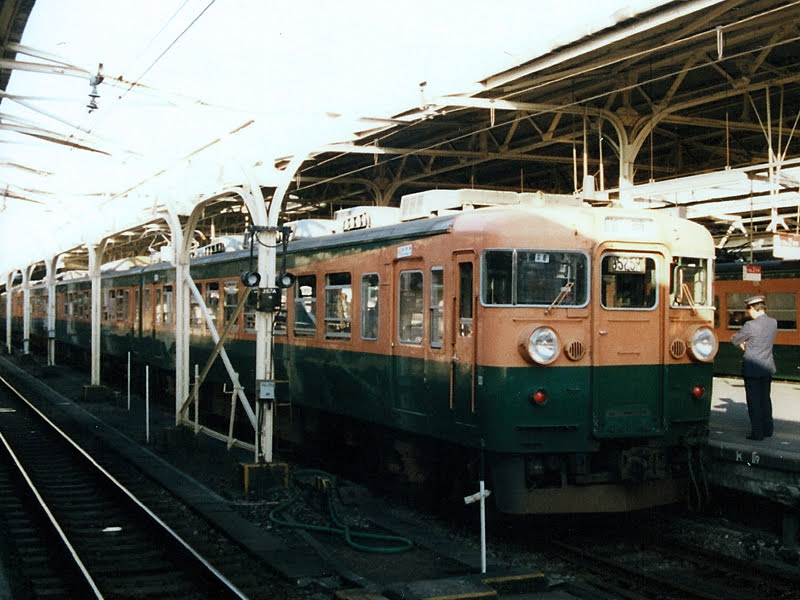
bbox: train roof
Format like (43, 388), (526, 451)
(44, 190), (716, 284)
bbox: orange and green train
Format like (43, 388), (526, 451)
(2, 189), (719, 513)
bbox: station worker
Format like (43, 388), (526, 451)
(730, 295), (777, 441)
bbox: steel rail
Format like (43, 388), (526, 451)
(0, 373), (251, 600)
(0, 427), (104, 599)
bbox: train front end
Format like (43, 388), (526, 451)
(469, 206), (717, 513)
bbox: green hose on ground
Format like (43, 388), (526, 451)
(269, 468), (414, 553)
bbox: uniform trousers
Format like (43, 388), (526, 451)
(744, 376), (774, 439)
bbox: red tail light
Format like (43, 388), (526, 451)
(691, 385), (705, 399)
(530, 389), (548, 406)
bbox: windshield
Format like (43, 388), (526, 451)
(482, 249), (588, 306)
(670, 257), (709, 307)
(601, 254), (657, 309)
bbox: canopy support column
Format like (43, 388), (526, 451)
(45, 256), (58, 366)
(89, 242), (106, 386)
(5, 272), (13, 354)
(165, 209), (190, 425)
(22, 266), (31, 355)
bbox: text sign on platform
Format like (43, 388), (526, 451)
(774, 233), (800, 259)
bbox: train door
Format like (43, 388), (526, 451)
(391, 256), (427, 415)
(593, 249), (665, 437)
(450, 252), (477, 425)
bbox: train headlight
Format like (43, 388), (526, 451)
(688, 326), (717, 362)
(519, 326), (560, 365)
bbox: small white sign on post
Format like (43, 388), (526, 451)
(742, 264), (761, 281)
(464, 482), (492, 573)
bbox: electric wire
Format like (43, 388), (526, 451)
(269, 469), (414, 554)
(294, 5), (800, 196)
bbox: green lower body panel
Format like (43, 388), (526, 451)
(715, 342), (800, 381)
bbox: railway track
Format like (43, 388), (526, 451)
(4, 355), (800, 600)
(543, 529), (800, 599)
(0, 375), (264, 600)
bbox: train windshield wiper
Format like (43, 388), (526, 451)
(545, 281), (574, 315)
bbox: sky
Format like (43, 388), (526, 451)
(0, 0), (666, 273)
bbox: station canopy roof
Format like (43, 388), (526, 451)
(2, 0), (800, 279)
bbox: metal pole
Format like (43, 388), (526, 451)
(194, 364), (199, 434)
(479, 479), (487, 574)
(127, 352), (131, 411)
(145, 365), (150, 444)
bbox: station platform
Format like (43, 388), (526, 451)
(707, 376), (800, 546)
(708, 376), (800, 471)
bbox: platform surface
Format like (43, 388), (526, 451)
(709, 376), (800, 470)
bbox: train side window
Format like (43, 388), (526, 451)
(601, 255), (656, 309)
(360, 273), (379, 341)
(459, 263), (473, 337)
(726, 292), (749, 328)
(118, 289), (128, 322)
(275, 288), (288, 336)
(162, 285), (173, 326)
(482, 250), (512, 305)
(205, 282), (219, 331)
(325, 273), (351, 339)
(190, 283), (204, 329)
(155, 288), (162, 325)
(399, 270), (424, 344)
(714, 295), (720, 329)
(768, 292), (796, 330)
(143, 288), (152, 330)
(104, 289), (113, 321)
(244, 287), (258, 334)
(224, 281), (239, 330)
(294, 275), (317, 336)
(430, 267), (444, 348)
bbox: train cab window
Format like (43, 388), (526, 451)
(205, 282), (219, 331)
(482, 249), (588, 306)
(670, 257), (709, 307)
(325, 273), (352, 339)
(430, 268), (444, 347)
(601, 254), (656, 309)
(224, 281), (239, 329)
(294, 275), (317, 336)
(360, 273), (379, 340)
(517, 251), (587, 306)
(399, 270), (424, 344)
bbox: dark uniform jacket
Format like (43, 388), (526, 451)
(731, 313), (778, 378)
